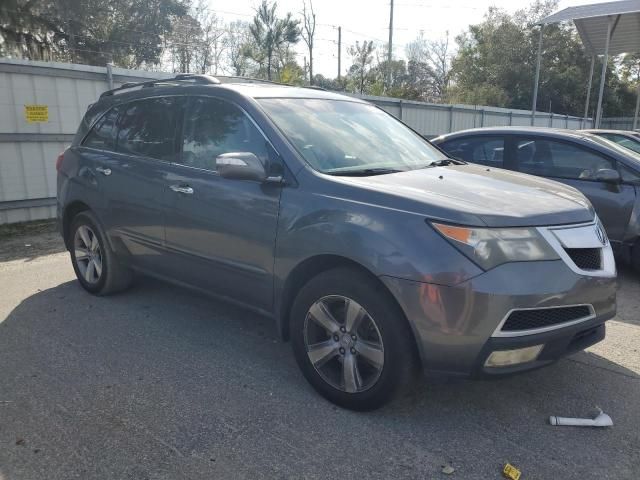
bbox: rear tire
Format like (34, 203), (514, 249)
(290, 267), (418, 411)
(69, 211), (133, 295)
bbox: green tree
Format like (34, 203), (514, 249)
(0, 0), (188, 67)
(249, 0), (300, 81)
(449, 0), (635, 117)
(347, 40), (375, 94)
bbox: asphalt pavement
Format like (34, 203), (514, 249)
(0, 230), (638, 479)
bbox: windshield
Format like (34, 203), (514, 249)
(258, 98), (448, 174)
(598, 132), (640, 154)
(587, 134), (640, 162)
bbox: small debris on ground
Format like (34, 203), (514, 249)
(503, 463), (521, 480)
(15, 438), (25, 446)
(441, 464), (455, 475)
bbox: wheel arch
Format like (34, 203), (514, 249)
(276, 254), (421, 368)
(62, 201), (91, 250)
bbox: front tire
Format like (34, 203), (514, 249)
(69, 211), (132, 295)
(290, 268), (417, 411)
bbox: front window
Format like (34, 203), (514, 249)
(258, 98), (448, 175)
(440, 136), (505, 168)
(515, 138), (614, 181)
(179, 97), (271, 172)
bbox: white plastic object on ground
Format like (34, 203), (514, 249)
(549, 407), (613, 427)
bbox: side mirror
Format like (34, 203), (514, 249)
(216, 152), (267, 182)
(593, 168), (621, 184)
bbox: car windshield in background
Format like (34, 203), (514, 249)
(587, 134), (640, 163)
(598, 133), (640, 155)
(258, 98), (448, 175)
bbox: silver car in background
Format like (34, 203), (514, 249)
(57, 76), (617, 410)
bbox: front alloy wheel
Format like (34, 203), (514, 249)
(291, 267), (417, 410)
(304, 296), (385, 393)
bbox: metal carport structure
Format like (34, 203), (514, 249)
(531, 0), (640, 128)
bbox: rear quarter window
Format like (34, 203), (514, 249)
(82, 107), (120, 151)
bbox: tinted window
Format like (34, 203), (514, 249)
(117, 97), (178, 160)
(83, 107), (120, 151)
(440, 137), (504, 167)
(620, 163), (640, 183)
(516, 138), (614, 180)
(180, 97), (270, 172)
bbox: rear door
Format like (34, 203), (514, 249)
(161, 96), (283, 311)
(81, 97), (180, 269)
(512, 136), (635, 242)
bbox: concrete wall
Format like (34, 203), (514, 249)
(0, 58), (594, 224)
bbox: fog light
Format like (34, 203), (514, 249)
(484, 345), (544, 368)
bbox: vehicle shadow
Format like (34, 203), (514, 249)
(0, 277), (638, 479)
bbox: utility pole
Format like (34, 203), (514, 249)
(531, 24), (544, 125)
(387, 0), (394, 90)
(337, 26), (342, 80)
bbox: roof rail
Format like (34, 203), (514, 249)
(216, 75), (283, 85)
(99, 74), (220, 99)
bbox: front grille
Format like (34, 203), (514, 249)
(564, 248), (601, 270)
(502, 306), (592, 332)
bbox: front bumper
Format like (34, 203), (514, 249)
(381, 259), (616, 377)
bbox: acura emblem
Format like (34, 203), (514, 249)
(595, 225), (606, 245)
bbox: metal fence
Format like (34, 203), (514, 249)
(599, 117), (638, 130)
(351, 93), (593, 137)
(0, 58), (594, 224)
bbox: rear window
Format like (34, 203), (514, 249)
(116, 97), (179, 161)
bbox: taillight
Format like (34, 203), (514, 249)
(56, 151), (65, 172)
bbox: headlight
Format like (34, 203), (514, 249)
(432, 223), (559, 270)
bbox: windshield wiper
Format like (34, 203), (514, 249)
(427, 158), (466, 167)
(326, 167), (405, 176)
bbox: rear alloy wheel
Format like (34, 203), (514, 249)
(73, 225), (103, 285)
(69, 211), (132, 295)
(291, 268), (417, 410)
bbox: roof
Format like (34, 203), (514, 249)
(540, 0), (640, 55)
(582, 128), (640, 135)
(99, 73), (363, 104)
(218, 82), (364, 102)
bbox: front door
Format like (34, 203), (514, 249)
(162, 96), (283, 311)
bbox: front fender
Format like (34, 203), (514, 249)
(274, 188), (483, 305)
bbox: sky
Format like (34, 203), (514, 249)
(206, 0), (595, 77)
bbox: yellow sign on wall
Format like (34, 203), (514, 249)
(24, 105), (49, 123)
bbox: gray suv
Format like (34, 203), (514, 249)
(57, 75), (616, 410)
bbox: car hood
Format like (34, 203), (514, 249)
(340, 164), (594, 227)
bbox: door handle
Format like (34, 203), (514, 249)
(170, 184), (194, 195)
(95, 166), (112, 176)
